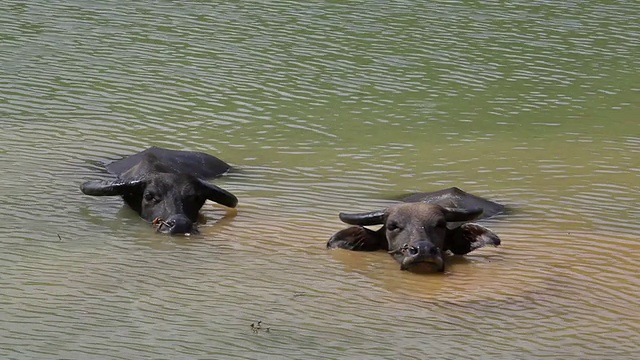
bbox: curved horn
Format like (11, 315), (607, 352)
(339, 210), (386, 226)
(199, 180), (238, 208)
(442, 207), (483, 222)
(80, 179), (145, 196)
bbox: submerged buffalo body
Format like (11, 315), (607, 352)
(81, 147), (238, 234)
(327, 187), (504, 272)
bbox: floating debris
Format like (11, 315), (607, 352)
(250, 321), (270, 334)
(152, 217), (169, 233)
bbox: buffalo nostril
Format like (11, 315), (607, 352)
(164, 215), (194, 234)
(429, 247), (439, 256)
(407, 246), (419, 256)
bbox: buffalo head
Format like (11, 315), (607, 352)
(328, 202), (500, 272)
(81, 173), (237, 234)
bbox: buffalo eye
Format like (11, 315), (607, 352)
(143, 192), (159, 203)
(387, 221), (402, 232)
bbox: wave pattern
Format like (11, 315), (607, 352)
(1, 0), (639, 359)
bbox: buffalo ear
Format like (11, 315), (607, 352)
(327, 226), (387, 251)
(199, 180), (238, 208)
(442, 207), (483, 223)
(80, 179), (145, 196)
(445, 223), (500, 255)
(338, 210), (386, 226)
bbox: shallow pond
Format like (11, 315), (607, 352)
(1, 1), (639, 359)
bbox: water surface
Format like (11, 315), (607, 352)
(1, 1), (639, 359)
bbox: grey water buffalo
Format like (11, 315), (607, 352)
(80, 146), (238, 234)
(327, 187), (504, 273)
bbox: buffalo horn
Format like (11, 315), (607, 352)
(199, 180), (238, 208)
(339, 210), (386, 226)
(80, 179), (145, 196)
(442, 207), (484, 222)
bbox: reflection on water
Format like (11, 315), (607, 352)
(1, 0), (639, 358)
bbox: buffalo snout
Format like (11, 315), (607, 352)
(154, 214), (195, 235)
(390, 241), (444, 272)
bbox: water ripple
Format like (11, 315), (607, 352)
(1, 0), (639, 359)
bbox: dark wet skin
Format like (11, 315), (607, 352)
(80, 147), (238, 234)
(328, 187), (503, 273)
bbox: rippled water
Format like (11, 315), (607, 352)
(1, 1), (639, 359)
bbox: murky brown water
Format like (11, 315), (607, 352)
(1, 1), (639, 359)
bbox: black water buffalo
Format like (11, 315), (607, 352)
(327, 187), (504, 272)
(80, 147), (238, 234)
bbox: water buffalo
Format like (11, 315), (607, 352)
(80, 146), (238, 234)
(327, 187), (504, 272)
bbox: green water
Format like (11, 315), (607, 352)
(1, 1), (639, 359)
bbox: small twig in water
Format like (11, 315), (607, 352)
(152, 217), (170, 232)
(250, 321), (271, 334)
